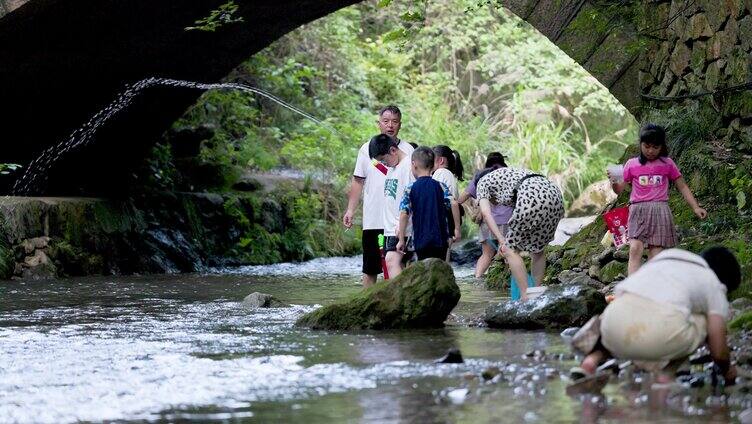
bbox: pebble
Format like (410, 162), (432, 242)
(481, 366), (501, 381)
(739, 408), (752, 424)
(435, 348), (464, 364)
(447, 388), (468, 404)
(560, 327), (580, 338)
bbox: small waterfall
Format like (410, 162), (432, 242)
(12, 77), (342, 196)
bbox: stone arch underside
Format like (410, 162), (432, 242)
(4, 0), (747, 194)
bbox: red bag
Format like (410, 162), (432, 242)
(603, 206), (629, 248)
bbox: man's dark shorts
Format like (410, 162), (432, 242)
(384, 236), (415, 263)
(362, 229), (384, 275)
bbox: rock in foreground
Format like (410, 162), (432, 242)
(484, 283), (607, 330)
(242, 292), (287, 308)
(296, 258), (460, 330)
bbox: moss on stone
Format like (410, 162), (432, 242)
(0, 233), (13, 279)
(296, 259), (460, 330)
(599, 260), (627, 283)
(485, 258), (511, 291)
(729, 310), (752, 332)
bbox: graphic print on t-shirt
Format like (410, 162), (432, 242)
(385, 179), (398, 199)
(638, 175), (663, 186)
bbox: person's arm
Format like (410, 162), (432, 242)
(479, 198), (504, 250)
(397, 211), (409, 253)
(608, 166), (627, 194)
(706, 313), (736, 384)
(611, 181), (627, 194)
(674, 177), (707, 219)
(343, 176), (365, 228)
(450, 200), (461, 241)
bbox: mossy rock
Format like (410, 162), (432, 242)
(599, 260), (627, 283)
(729, 310), (752, 332)
(0, 235), (13, 279)
(296, 258), (460, 330)
(485, 258), (511, 291)
(485, 256), (532, 291)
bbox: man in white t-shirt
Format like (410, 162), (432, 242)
(577, 247), (741, 385)
(368, 133), (415, 279)
(342, 106), (414, 287)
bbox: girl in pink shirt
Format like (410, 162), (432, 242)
(608, 124), (706, 275)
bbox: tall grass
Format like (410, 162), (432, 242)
(501, 120), (629, 206)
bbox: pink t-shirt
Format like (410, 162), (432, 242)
(623, 156), (682, 203)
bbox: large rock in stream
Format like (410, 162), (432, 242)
(296, 258), (460, 330)
(484, 283), (607, 330)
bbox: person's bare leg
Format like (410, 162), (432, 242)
(385, 251), (404, 279)
(647, 245), (663, 260)
(628, 238), (644, 275)
(503, 248), (529, 296)
(362, 273), (377, 288)
(581, 350), (606, 375)
(474, 242), (495, 278)
(530, 250), (546, 286)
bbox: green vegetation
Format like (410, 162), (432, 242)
(175, 0), (635, 198)
(730, 310), (752, 332)
(160, 0), (637, 263)
(185, 1), (244, 32)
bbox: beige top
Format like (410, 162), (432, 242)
(615, 248), (729, 319)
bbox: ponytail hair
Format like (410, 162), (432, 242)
(433, 145), (464, 181)
(452, 150), (464, 181)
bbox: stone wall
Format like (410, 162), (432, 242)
(0, 189), (305, 279)
(640, 1), (752, 150)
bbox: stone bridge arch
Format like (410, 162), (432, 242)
(1, 0), (749, 194)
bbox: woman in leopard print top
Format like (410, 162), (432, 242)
(476, 167), (564, 301)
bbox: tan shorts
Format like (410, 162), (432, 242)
(600, 293), (707, 366)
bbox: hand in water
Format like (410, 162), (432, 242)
(694, 206), (708, 219)
(342, 210), (354, 228)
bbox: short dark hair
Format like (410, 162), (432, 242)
(484, 152), (507, 168)
(701, 246), (742, 293)
(379, 105), (402, 119)
(412, 147), (434, 170)
(368, 134), (398, 159)
(638, 123), (669, 165)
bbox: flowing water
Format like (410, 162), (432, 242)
(12, 78), (341, 196)
(0, 257), (748, 423)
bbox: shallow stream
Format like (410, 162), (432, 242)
(0, 256), (747, 423)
